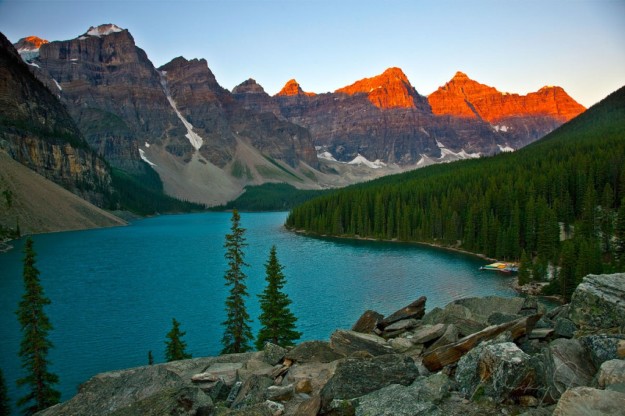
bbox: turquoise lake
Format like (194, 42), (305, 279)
(0, 211), (517, 406)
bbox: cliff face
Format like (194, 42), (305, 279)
(256, 68), (501, 165)
(335, 67), (430, 110)
(33, 25), (182, 174)
(0, 32), (112, 206)
(18, 25), (320, 205)
(428, 72), (586, 146)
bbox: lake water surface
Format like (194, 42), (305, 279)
(0, 211), (516, 406)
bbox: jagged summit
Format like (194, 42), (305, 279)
(13, 35), (48, 51)
(232, 78), (266, 94)
(83, 23), (125, 37)
(276, 79), (315, 97)
(428, 72), (585, 123)
(335, 67), (422, 109)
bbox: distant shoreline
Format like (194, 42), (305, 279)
(286, 227), (497, 262)
(286, 227), (565, 303)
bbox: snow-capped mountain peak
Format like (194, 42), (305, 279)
(85, 24), (124, 37)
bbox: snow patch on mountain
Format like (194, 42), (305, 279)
(436, 140), (480, 160)
(86, 24), (124, 37)
(139, 149), (156, 166)
(493, 124), (509, 133)
(348, 154), (387, 169)
(498, 144), (515, 152)
(159, 72), (203, 151)
(317, 151), (337, 162)
(52, 79), (62, 91)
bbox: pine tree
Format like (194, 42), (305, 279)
(517, 250), (531, 286)
(614, 198), (625, 271)
(164, 318), (191, 362)
(0, 368), (10, 416)
(148, 350), (154, 365)
(16, 237), (60, 414)
(256, 246), (301, 350)
(221, 209), (253, 354)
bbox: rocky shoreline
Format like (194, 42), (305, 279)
(36, 273), (625, 416)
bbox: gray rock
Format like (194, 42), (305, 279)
(455, 341), (537, 402)
(354, 384), (437, 416)
(265, 384), (294, 402)
(487, 312), (521, 326)
(541, 338), (596, 401)
(520, 296), (540, 316)
(422, 305), (486, 337)
(552, 386), (625, 416)
(262, 343), (286, 366)
(410, 323), (447, 344)
(320, 354), (418, 412)
(453, 296), (527, 324)
(412, 372), (453, 403)
(568, 273), (625, 330)
(324, 399), (355, 416)
(227, 381), (243, 406)
(377, 296), (426, 329)
(285, 341), (344, 363)
(580, 334), (625, 368)
(91, 386), (213, 416)
(383, 318), (419, 333)
(330, 329), (393, 357)
(547, 304), (570, 320)
(263, 400), (284, 415)
(597, 359), (625, 389)
(426, 324), (459, 353)
(553, 317), (577, 338)
(351, 310), (384, 333)
(388, 337), (414, 353)
(231, 375), (273, 409)
(34, 356), (257, 416)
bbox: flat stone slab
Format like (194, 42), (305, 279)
(330, 329), (393, 357)
(411, 324), (446, 344)
(383, 318), (419, 332)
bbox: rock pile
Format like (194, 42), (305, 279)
(36, 274), (625, 415)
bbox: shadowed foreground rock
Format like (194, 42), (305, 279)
(34, 273), (625, 416)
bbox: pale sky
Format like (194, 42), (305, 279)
(1, 0), (624, 107)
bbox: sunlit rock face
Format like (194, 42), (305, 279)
(428, 71), (586, 147)
(335, 67), (430, 110)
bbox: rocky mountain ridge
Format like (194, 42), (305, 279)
(0, 32), (113, 207)
(35, 273), (625, 415)
(11, 24), (586, 206)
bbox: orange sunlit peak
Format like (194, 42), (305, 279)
(276, 79), (315, 97)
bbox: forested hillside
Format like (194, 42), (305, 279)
(286, 86), (625, 300)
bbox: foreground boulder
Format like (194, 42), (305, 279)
(552, 386), (625, 416)
(540, 338), (597, 402)
(455, 341), (538, 403)
(353, 373), (452, 416)
(37, 354), (256, 415)
(319, 354), (418, 412)
(329, 329), (393, 357)
(568, 273), (625, 331)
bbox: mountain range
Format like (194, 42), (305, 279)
(4, 24), (585, 207)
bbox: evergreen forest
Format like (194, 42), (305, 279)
(286, 86), (625, 300)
